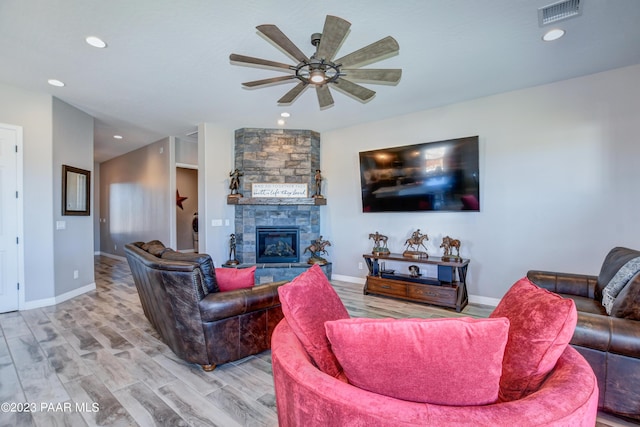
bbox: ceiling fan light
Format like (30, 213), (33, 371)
(310, 69), (325, 84)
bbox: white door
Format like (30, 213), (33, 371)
(0, 124), (20, 313)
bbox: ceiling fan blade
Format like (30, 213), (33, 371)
(315, 15), (351, 61)
(341, 69), (402, 85)
(316, 85), (334, 109)
(334, 36), (400, 68)
(278, 81), (308, 104)
(332, 78), (376, 102)
(229, 53), (292, 71)
(242, 75), (297, 88)
(257, 24), (309, 63)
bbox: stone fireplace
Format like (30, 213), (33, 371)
(232, 128), (322, 265)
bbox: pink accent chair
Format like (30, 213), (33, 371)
(272, 318), (598, 427)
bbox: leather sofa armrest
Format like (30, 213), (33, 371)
(572, 312), (640, 358)
(527, 270), (598, 299)
(199, 281), (287, 322)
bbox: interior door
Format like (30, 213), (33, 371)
(0, 124), (20, 313)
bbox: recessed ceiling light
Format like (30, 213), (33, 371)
(280, 112), (290, 118)
(277, 119), (285, 126)
(47, 79), (65, 87)
(86, 36), (107, 48)
(113, 135), (123, 140)
(542, 29), (566, 42)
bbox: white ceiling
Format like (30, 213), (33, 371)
(1, 0), (639, 163)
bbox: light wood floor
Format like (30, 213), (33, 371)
(0, 255), (636, 426)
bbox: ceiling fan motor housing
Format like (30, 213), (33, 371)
(311, 32), (322, 47)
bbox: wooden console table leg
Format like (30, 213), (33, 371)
(456, 265), (469, 312)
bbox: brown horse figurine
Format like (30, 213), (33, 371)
(304, 237), (331, 257)
(404, 229), (429, 253)
(440, 236), (461, 257)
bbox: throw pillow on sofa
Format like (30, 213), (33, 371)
(601, 256), (640, 315)
(324, 317), (509, 406)
(609, 272), (640, 320)
(490, 277), (577, 401)
(142, 240), (170, 257)
(215, 266), (256, 292)
(278, 264), (349, 379)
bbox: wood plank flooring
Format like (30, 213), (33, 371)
(0, 255), (636, 426)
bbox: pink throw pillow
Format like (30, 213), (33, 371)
(215, 266), (256, 292)
(490, 277), (577, 401)
(325, 317), (510, 405)
(278, 264), (349, 378)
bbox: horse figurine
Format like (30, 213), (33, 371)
(368, 231), (389, 254)
(404, 229), (429, 254)
(440, 236), (461, 259)
(304, 236), (331, 265)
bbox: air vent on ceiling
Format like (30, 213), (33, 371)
(538, 0), (582, 26)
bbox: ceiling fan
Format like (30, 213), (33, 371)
(229, 15), (402, 109)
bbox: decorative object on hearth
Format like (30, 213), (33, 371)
(229, 15), (401, 109)
(368, 231), (390, 256)
(403, 229), (429, 258)
(304, 236), (331, 265)
(229, 169), (244, 197)
(313, 169), (324, 198)
(440, 236), (462, 262)
(224, 233), (240, 266)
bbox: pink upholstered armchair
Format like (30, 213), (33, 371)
(271, 266), (599, 426)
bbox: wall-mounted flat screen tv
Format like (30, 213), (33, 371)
(359, 136), (480, 212)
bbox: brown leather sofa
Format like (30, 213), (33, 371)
(125, 241), (286, 371)
(527, 247), (640, 421)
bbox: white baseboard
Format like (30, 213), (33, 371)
(331, 274), (366, 285)
(332, 274), (499, 308)
(22, 282), (96, 310)
(468, 295), (500, 307)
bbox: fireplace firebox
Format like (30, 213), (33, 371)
(256, 227), (300, 263)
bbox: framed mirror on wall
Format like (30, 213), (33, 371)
(62, 165), (90, 216)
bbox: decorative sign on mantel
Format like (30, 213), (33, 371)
(251, 183), (308, 198)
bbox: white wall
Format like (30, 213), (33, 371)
(198, 123), (235, 266)
(52, 98), (95, 296)
(0, 83), (96, 306)
(99, 138), (172, 256)
(321, 64), (640, 301)
(0, 83), (55, 303)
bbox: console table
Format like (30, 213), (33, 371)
(362, 253), (469, 312)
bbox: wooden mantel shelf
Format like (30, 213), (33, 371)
(227, 196), (327, 206)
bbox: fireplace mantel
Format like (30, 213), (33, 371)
(227, 196), (326, 206)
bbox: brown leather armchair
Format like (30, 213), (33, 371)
(125, 241), (285, 371)
(527, 247), (640, 421)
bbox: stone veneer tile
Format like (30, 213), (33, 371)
(232, 128), (321, 264)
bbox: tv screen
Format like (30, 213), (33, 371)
(359, 136), (480, 212)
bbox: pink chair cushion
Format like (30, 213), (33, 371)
(215, 266), (256, 292)
(325, 317), (510, 405)
(278, 264), (349, 378)
(490, 277), (577, 401)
